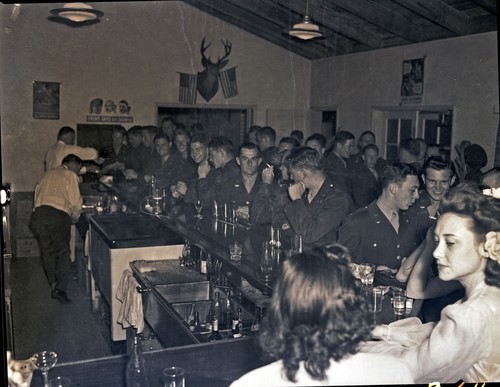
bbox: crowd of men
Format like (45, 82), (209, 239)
(85, 122), (466, 271)
(32, 121), (468, 303)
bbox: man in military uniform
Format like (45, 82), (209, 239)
(284, 147), (354, 247)
(338, 163), (423, 272)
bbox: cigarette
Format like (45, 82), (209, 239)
(266, 163), (272, 168)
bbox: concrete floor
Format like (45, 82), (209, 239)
(10, 256), (114, 363)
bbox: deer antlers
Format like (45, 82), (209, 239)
(200, 38), (232, 65)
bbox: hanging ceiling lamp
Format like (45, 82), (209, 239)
(50, 2), (103, 23)
(289, 0), (323, 40)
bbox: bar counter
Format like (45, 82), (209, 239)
(32, 181), (421, 386)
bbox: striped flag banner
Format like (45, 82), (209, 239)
(220, 66), (238, 99)
(178, 72), (197, 105)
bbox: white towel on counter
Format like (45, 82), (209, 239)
(116, 269), (144, 334)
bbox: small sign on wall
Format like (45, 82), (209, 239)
(86, 98), (133, 123)
(400, 57), (425, 105)
(33, 81), (60, 119)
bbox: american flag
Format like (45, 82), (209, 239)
(178, 72), (197, 105)
(220, 66), (238, 99)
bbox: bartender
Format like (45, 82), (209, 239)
(30, 154), (83, 304)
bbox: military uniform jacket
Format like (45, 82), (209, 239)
(144, 151), (195, 189)
(338, 200), (425, 269)
(405, 190), (437, 241)
(284, 176), (354, 246)
(196, 159), (240, 208)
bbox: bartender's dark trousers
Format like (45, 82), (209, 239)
(30, 205), (72, 293)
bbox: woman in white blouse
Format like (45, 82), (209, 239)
(230, 246), (414, 386)
(372, 183), (500, 382)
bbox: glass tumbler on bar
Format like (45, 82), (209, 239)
(152, 186), (162, 215)
(372, 287), (383, 313)
(359, 263), (375, 286)
(162, 366), (185, 387)
(392, 288), (406, 315)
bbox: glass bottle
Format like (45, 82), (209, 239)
(260, 242), (273, 282)
(251, 306), (262, 334)
(125, 335), (147, 387)
(200, 251), (207, 275)
(211, 291), (222, 328)
(232, 307), (243, 338)
(222, 289), (233, 331)
(208, 292), (222, 341)
(194, 311), (201, 332)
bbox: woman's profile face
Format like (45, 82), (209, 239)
(433, 213), (487, 283)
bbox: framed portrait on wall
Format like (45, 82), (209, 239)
(33, 81), (60, 119)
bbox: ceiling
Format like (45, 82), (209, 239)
(183, 0), (498, 60)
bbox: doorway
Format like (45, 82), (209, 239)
(158, 105), (252, 147)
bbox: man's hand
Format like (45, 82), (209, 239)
(176, 181), (188, 196)
(261, 165), (274, 184)
(288, 182), (305, 201)
(235, 206), (250, 220)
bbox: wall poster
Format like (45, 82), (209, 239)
(87, 98), (133, 123)
(400, 57), (425, 104)
(33, 81), (60, 119)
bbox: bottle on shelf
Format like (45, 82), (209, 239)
(222, 288), (234, 331)
(251, 306), (262, 334)
(211, 291), (222, 327)
(200, 251), (207, 275)
(208, 291), (223, 341)
(232, 307), (243, 338)
(194, 311), (201, 332)
(125, 335), (148, 387)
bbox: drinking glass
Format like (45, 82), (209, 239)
(162, 366), (185, 387)
(229, 242), (242, 262)
(392, 288), (406, 315)
(194, 200), (203, 219)
(371, 287), (383, 313)
(32, 351), (58, 387)
(359, 263), (375, 286)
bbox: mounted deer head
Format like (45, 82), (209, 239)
(197, 38), (232, 102)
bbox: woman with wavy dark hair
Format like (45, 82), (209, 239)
(372, 183), (500, 382)
(230, 246), (413, 386)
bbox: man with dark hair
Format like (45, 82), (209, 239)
(350, 144), (384, 208)
(347, 130), (387, 171)
(124, 125), (144, 175)
(257, 126), (278, 167)
(407, 155), (457, 240)
(290, 130), (304, 146)
(246, 125), (261, 145)
(45, 126), (99, 172)
(338, 163), (423, 271)
(161, 116), (176, 139)
(305, 133), (327, 155)
(284, 147), (354, 246)
(219, 143), (270, 222)
(142, 133), (195, 199)
(195, 136), (240, 209)
(30, 154), (84, 304)
(174, 133), (210, 204)
(324, 130), (355, 193)
(100, 126), (131, 177)
(278, 136), (299, 153)
(398, 138), (422, 171)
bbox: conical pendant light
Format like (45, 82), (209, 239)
(289, 0), (323, 40)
